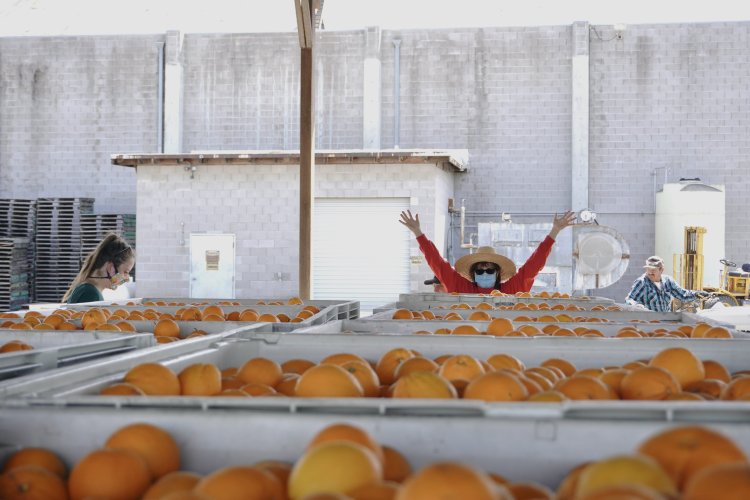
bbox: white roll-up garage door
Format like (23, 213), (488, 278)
(313, 198), (411, 312)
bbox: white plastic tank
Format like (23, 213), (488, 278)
(655, 180), (725, 288)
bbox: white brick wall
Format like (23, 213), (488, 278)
(135, 161), (455, 299)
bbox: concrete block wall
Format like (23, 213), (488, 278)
(135, 161), (453, 298)
(2, 22), (749, 301)
(588, 22), (750, 300)
(0, 35), (161, 214)
(181, 31), (365, 152)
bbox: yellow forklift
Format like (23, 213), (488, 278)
(674, 226), (749, 309)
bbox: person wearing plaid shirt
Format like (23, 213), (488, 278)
(626, 256), (706, 312)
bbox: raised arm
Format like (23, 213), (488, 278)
(548, 211), (577, 240)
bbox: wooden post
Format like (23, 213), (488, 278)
(297, 0), (314, 300)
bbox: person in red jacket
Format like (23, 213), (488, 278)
(399, 210), (576, 293)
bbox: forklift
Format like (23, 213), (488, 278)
(674, 226), (749, 309)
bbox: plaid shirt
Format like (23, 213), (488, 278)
(626, 274), (698, 312)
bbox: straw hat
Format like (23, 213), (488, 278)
(454, 247), (517, 282)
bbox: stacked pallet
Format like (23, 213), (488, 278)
(34, 198), (94, 303)
(0, 238), (33, 310)
(0, 199), (37, 302)
(80, 214), (136, 277)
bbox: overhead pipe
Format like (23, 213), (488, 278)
(393, 39), (401, 148)
(156, 41), (165, 153)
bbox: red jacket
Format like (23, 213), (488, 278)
(416, 234), (555, 293)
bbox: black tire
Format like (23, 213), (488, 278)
(704, 294), (738, 308)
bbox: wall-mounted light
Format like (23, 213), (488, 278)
(613, 24), (627, 40)
(184, 163), (197, 179)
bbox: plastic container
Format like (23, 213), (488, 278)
(0, 330), (155, 380)
(63, 298), (360, 321)
(3, 332), (748, 399)
(367, 308), (689, 323)
(394, 292), (615, 306)
(294, 319), (750, 339)
(0, 401), (748, 489)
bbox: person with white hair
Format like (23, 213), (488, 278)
(625, 255), (707, 311)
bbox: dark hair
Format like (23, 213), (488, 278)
(469, 262), (501, 288)
(62, 233), (134, 301)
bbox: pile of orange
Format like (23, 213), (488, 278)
(96, 346), (750, 403)
(0, 340), (34, 353)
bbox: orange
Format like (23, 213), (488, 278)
(721, 377), (750, 401)
(525, 366), (562, 384)
(341, 361), (380, 397)
(420, 310), (435, 320)
(282, 358), (316, 375)
(254, 460), (292, 498)
(155, 336), (179, 344)
(620, 366), (681, 400)
(442, 312), (463, 321)
(257, 314), (278, 322)
(555, 375), (615, 400)
(274, 374), (300, 396)
(397, 461), (500, 500)
(348, 480), (400, 500)
(575, 368), (604, 378)
(240, 383), (278, 396)
(143, 471), (202, 500)
(467, 311), (492, 321)
(0, 341), (33, 352)
(690, 322), (714, 338)
(486, 354), (525, 372)
(237, 357), (284, 387)
(0, 465), (68, 500)
(575, 454), (677, 499)
(551, 328), (576, 337)
(185, 330), (207, 339)
(463, 371), (528, 402)
(382, 446), (411, 483)
(703, 360), (731, 383)
(68, 448), (151, 500)
(295, 364), (364, 398)
(437, 355), (485, 382)
(599, 369), (630, 398)
(105, 422), (180, 480)
(178, 308), (201, 321)
(178, 363), (222, 396)
(541, 358), (576, 377)
(703, 326), (733, 338)
(506, 482), (555, 500)
(202, 314), (225, 322)
(289, 442), (381, 498)
(517, 324), (542, 336)
(685, 379), (726, 399)
(649, 347), (705, 388)
(527, 390), (568, 402)
(524, 371), (554, 391)
(194, 466), (283, 500)
(8, 323), (32, 331)
(221, 376), (246, 390)
(391, 371), (457, 399)
(393, 357), (439, 379)
(307, 424), (384, 466)
(100, 382), (146, 396)
(556, 461), (590, 500)
(683, 463), (750, 500)
(451, 303), (472, 310)
(486, 318), (514, 336)
(42, 314), (66, 328)
(375, 348), (416, 385)
(2, 448), (66, 478)
(225, 311), (241, 321)
(201, 305), (224, 318)
(637, 426), (748, 490)
(666, 392), (705, 401)
(116, 321), (137, 332)
(153, 318), (180, 338)
(321, 353), (369, 366)
(451, 324), (481, 335)
(80, 309), (107, 329)
(391, 309), (413, 320)
(123, 363), (181, 396)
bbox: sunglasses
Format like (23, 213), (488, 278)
(474, 268), (497, 275)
